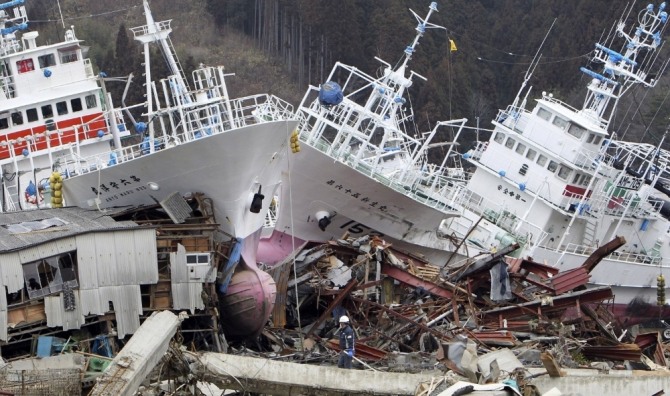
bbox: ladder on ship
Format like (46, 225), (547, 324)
(583, 218), (599, 247)
(2, 181), (18, 212)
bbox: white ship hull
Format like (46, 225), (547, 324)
(258, 142), (464, 265)
(63, 120), (296, 239)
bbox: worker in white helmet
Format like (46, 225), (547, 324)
(337, 315), (355, 369)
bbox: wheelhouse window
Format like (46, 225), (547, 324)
(526, 148), (537, 161)
(537, 154), (547, 166)
(26, 108), (38, 122)
(557, 165), (571, 180)
(537, 107), (551, 121)
(567, 124), (586, 139)
(11, 112), (23, 126)
(59, 49), (78, 64)
(71, 98), (83, 112)
(515, 142), (526, 155)
(493, 132), (505, 144)
(547, 160), (558, 172)
(504, 137), (516, 149)
(41, 104), (53, 119)
(85, 94), (97, 109)
(16, 59), (34, 74)
(552, 116), (568, 130)
(586, 133), (603, 145)
(0, 116), (8, 130)
(56, 101), (68, 115)
(38, 53), (56, 69)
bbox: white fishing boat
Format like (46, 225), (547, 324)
(0, 0), (298, 244)
(442, 1), (670, 313)
(260, 0), (670, 317)
(0, 1), (298, 337)
(258, 2), (474, 265)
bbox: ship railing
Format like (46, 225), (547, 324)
(559, 242), (662, 265)
(130, 20), (172, 38)
(446, 185), (547, 248)
(0, 113), (115, 163)
(60, 94), (294, 175)
(303, 133), (457, 214)
(0, 74), (15, 99)
(0, 40), (20, 57)
(495, 106), (530, 132)
(565, 177), (667, 220)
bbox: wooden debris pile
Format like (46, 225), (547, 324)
(257, 235), (669, 383)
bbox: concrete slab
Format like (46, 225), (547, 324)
(200, 352), (440, 395)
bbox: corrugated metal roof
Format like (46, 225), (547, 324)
(171, 283), (205, 314)
(45, 293), (85, 331)
(0, 253), (24, 293)
(0, 207), (142, 252)
(99, 285), (143, 338)
(171, 244), (204, 314)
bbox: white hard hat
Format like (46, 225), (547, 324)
(339, 315), (349, 323)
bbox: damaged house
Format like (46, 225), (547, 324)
(0, 197), (223, 360)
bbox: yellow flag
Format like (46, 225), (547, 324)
(449, 39), (457, 52)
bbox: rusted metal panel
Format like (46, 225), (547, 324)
(581, 236), (626, 273)
(481, 286), (613, 320)
(634, 332), (667, 367)
(506, 257), (559, 278)
(581, 343), (641, 362)
(470, 330), (518, 347)
(325, 339), (387, 361)
(381, 263), (454, 299)
(304, 279), (358, 338)
(551, 267), (590, 295)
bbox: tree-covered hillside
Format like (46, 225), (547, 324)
(27, 0), (670, 149)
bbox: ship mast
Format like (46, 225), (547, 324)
(579, 2), (669, 130)
(130, 0), (190, 154)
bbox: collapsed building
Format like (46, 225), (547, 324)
(0, 196), (669, 395)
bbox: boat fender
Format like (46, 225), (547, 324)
(498, 170), (506, 177)
(43, 69), (52, 78)
(290, 129), (301, 153)
(49, 171), (63, 208)
(22, 148), (28, 157)
(97, 130), (104, 138)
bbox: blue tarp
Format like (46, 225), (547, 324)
(319, 81), (343, 106)
(218, 237), (243, 294)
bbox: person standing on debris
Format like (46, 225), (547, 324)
(338, 315), (355, 369)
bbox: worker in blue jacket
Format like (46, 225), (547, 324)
(338, 315), (355, 369)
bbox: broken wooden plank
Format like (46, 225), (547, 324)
(304, 279), (359, 339)
(540, 351), (565, 377)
